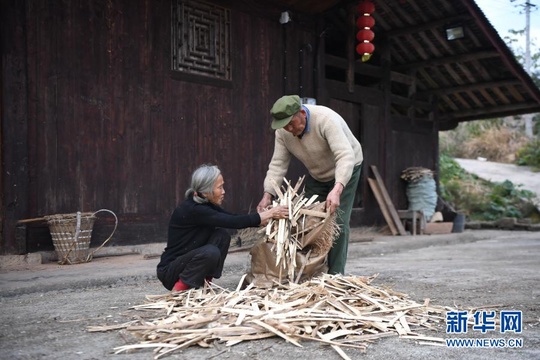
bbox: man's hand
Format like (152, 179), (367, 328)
(256, 192), (274, 213)
(326, 182), (344, 214)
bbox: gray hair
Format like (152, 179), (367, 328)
(185, 164), (221, 204)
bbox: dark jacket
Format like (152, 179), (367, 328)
(157, 198), (261, 270)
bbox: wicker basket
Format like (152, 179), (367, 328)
(45, 209), (118, 265)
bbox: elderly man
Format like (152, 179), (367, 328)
(257, 95), (363, 275)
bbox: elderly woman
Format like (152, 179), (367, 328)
(157, 164), (289, 292)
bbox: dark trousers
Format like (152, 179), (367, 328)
(304, 164), (362, 274)
(156, 228), (231, 290)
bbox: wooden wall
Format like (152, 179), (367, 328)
(1, 0), (439, 254)
(1, 0), (319, 253)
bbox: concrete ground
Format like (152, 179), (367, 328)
(0, 229), (538, 360)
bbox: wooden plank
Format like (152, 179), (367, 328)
(367, 178), (398, 235)
(424, 222), (453, 234)
(370, 166), (407, 235)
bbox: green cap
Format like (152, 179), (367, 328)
(270, 95), (301, 129)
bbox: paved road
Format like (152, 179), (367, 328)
(455, 158), (540, 201)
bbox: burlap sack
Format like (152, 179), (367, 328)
(245, 202), (339, 288)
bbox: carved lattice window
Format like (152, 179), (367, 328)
(171, 0), (231, 82)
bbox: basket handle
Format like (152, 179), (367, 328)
(86, 209), (118, 262)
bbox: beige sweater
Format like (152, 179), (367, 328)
(263, 104), (363, 195)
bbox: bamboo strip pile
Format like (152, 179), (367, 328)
(88, 274), (450, 359)
(259, 177), (336, 283)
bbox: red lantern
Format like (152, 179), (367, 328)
(358, 0), (375, 15)
(356, 42), (375, 55)
(356, 15), (375, 29)
(356, 1), (376, 61)
(356, 29), (375, 42)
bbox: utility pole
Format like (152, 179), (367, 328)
(524, 1), (533, 75)
(511, 0), (537, 137)
(523, 1), (535, 137)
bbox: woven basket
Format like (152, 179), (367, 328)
(45, 209), (118, 265)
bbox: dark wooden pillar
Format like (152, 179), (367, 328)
(346, 3), (356, 93)
(314, 17), (328, 105)
(379, 35), (392, 188)
(1, 0), (30, 254)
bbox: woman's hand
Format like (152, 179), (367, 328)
(259, 205), (289, 225)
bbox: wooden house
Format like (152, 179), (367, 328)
(2, 0), (539, 254)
